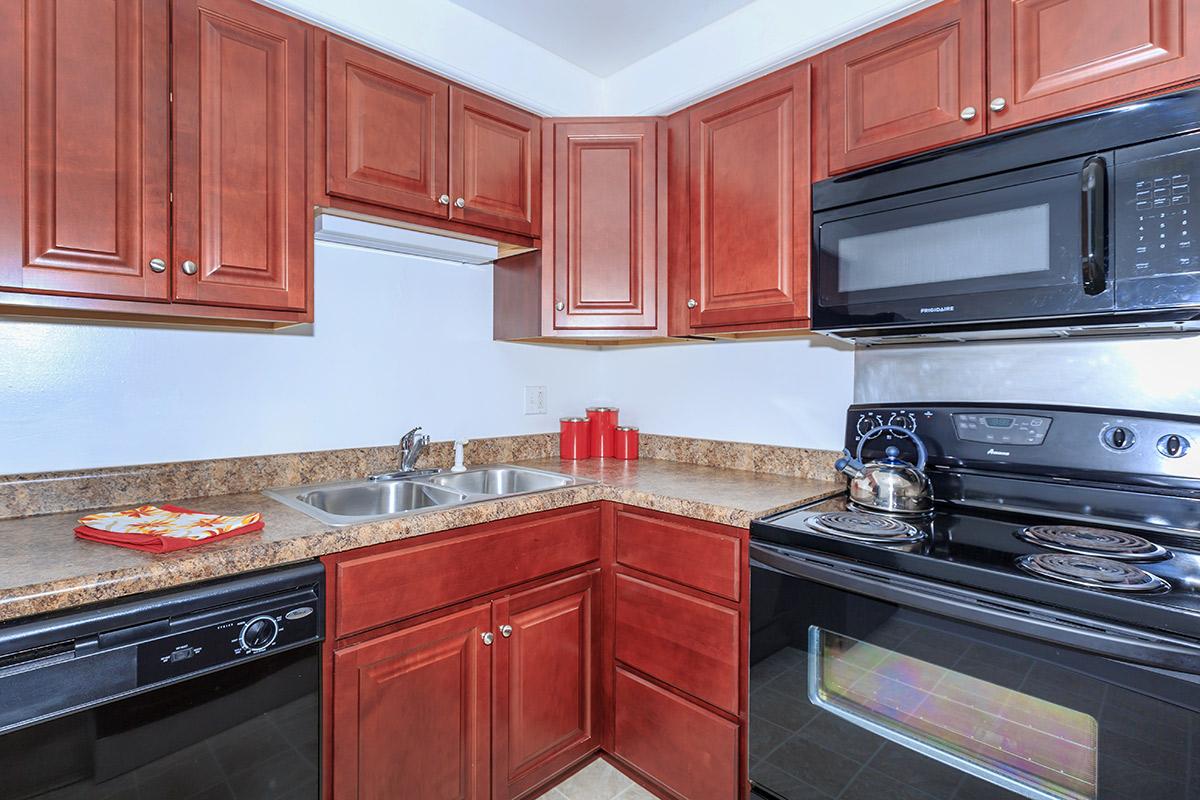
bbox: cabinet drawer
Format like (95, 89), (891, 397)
(335, 506), (601, 638)
(613, 668), (738, 800)
(614, 573), (739, 712)
(615, 509), (741, 600)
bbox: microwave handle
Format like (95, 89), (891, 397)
(1080, 156), (1108, 296)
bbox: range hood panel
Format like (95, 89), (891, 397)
(314, 213), (502, 265)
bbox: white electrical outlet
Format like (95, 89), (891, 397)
(524, 385), (547, 415)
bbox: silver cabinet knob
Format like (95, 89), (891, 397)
(454, 197), (466, 208)
(481, 632), (494, 646)
(499, 624), (513, 638)
(181, 260), (198, 276)
(687, 298), (698, 309)
(959, 106), (977, 121)
(148, 258), (167, 273)
(555, 301), (565, 311)
(989, 97), (1007, 112)
(438, 194), (450, 205)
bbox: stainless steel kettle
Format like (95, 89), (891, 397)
(835, 425), (934, 515)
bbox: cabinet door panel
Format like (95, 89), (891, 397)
(553, 119), (661, 331)
(450, 87), (540, 236)
(689, 66), (810, 329)
(327, 37), (449, 218)
(494, 570), (599, 798)
(988, 0), (1200, 130)
(0, 0), (170, 300)
(332, 604), (491, 800)
(172, 0), (309, 311)
(825, 0), (985, 174)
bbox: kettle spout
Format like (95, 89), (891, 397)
(834, 449), (865, 480)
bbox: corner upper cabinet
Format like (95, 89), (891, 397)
(823, 0), (986, 175)
(451, 87), (541, 237)
(172, 0), (311, 312)
(325, 37), (450, 218)
(986, 0), (1200, 131)
(0, 0), (171, 302)
(688, 64), (811, 331)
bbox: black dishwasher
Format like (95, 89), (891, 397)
(0, 561), (324, 800)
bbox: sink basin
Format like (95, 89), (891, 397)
(424, 466), (574, 496)
(264, 465), (593, 526)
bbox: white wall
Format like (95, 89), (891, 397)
(0, 243), (856, 475)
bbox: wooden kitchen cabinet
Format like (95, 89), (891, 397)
(493, 118), (667, 342)
(494, 570), (601, 799)
(0, 0), (311, 325)
(322, 37), (541, 241)
(986, 0), (1200, 131)
(331, 603), (493, 800)
(822, 0), (986, 175)
(687, 64), (811, 331)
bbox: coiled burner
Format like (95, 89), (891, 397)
(807, 511), (925, 543)
(1016, 553), (1170, 593)
(1016, 525), (1169, 561)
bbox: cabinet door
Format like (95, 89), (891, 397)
(553, 119), (662, 331)
(0, 0), (170, 301)
(493, 570), (600, 799)
(824, 0), (985, 174)
(450, 87), (540, 237)
(332, 604), (492, 800)
(987, 0), (1200, 131)
(171, 0), (309, 311)
(689, 65), (810, 329)
(326, 37), (450, 218)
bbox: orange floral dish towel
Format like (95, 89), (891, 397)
(75, 505), (264, 553)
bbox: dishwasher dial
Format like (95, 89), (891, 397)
(239, 615), (279, 652)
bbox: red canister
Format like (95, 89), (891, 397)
(586, 406), (619, 458)
(559, 417), (591, 460)
(613, 426), (639, 460)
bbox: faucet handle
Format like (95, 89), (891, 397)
(399, 426), (423, 450)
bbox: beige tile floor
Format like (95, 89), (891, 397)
(537, 757), (657, 800)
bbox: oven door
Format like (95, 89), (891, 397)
(749, 543), (1200, 800)
(812, 155), (1116, 334)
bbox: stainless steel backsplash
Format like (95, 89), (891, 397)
(854, 335), (1200, 412)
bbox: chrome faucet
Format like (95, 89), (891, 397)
(369, 427), (435, 481)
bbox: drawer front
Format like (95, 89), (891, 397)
(612, 668), (739, 800)
(614, 573), (739, 713)
(615, 509), (741, 600)
(335, 506), (601, 638)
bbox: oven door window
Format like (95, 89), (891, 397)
(813, 169), (1116, 327)
(749, 573), (1199, 800)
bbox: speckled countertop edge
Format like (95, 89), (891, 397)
(0, 459), (843, 623)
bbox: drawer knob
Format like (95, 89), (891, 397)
(481, 632), (495, 646)
(499, 624), (513, 638)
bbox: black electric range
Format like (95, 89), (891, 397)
(748, 404), (1200, 800)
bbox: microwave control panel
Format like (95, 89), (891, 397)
(1117, 135), (1200, 287)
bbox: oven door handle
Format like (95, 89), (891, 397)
(750, 542), (1200, 675)
(1080, 155), (1108, 296)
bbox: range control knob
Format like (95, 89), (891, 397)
(1102, 426), (1136, 451)
(1158, 434), (1190, 459)
(239, 615), (279, 652)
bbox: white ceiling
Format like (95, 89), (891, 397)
(445, 0), (757, 77)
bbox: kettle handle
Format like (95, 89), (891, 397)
(856, 425), (928, 472)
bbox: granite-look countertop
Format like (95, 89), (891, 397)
(0, 459), (842, 623)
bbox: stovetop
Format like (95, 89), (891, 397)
(752, 495), (1200, 641)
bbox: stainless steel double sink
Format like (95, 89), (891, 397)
(264, 465), (592, 526)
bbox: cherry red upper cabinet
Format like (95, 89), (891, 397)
(987, 0), (1200, 131)
(172, 0), (310, 311)
(326, 37), (450, 218)
(552, 119), (664, 332)
(824, 0), (986, 175)
(451, 87), (541, 237)
(0, 0), (171, 301)
(688, 64), (811, 330)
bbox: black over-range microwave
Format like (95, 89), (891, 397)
(811, 87), (1200, 343)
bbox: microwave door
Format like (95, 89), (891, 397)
(812, 158), (1116, 333)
